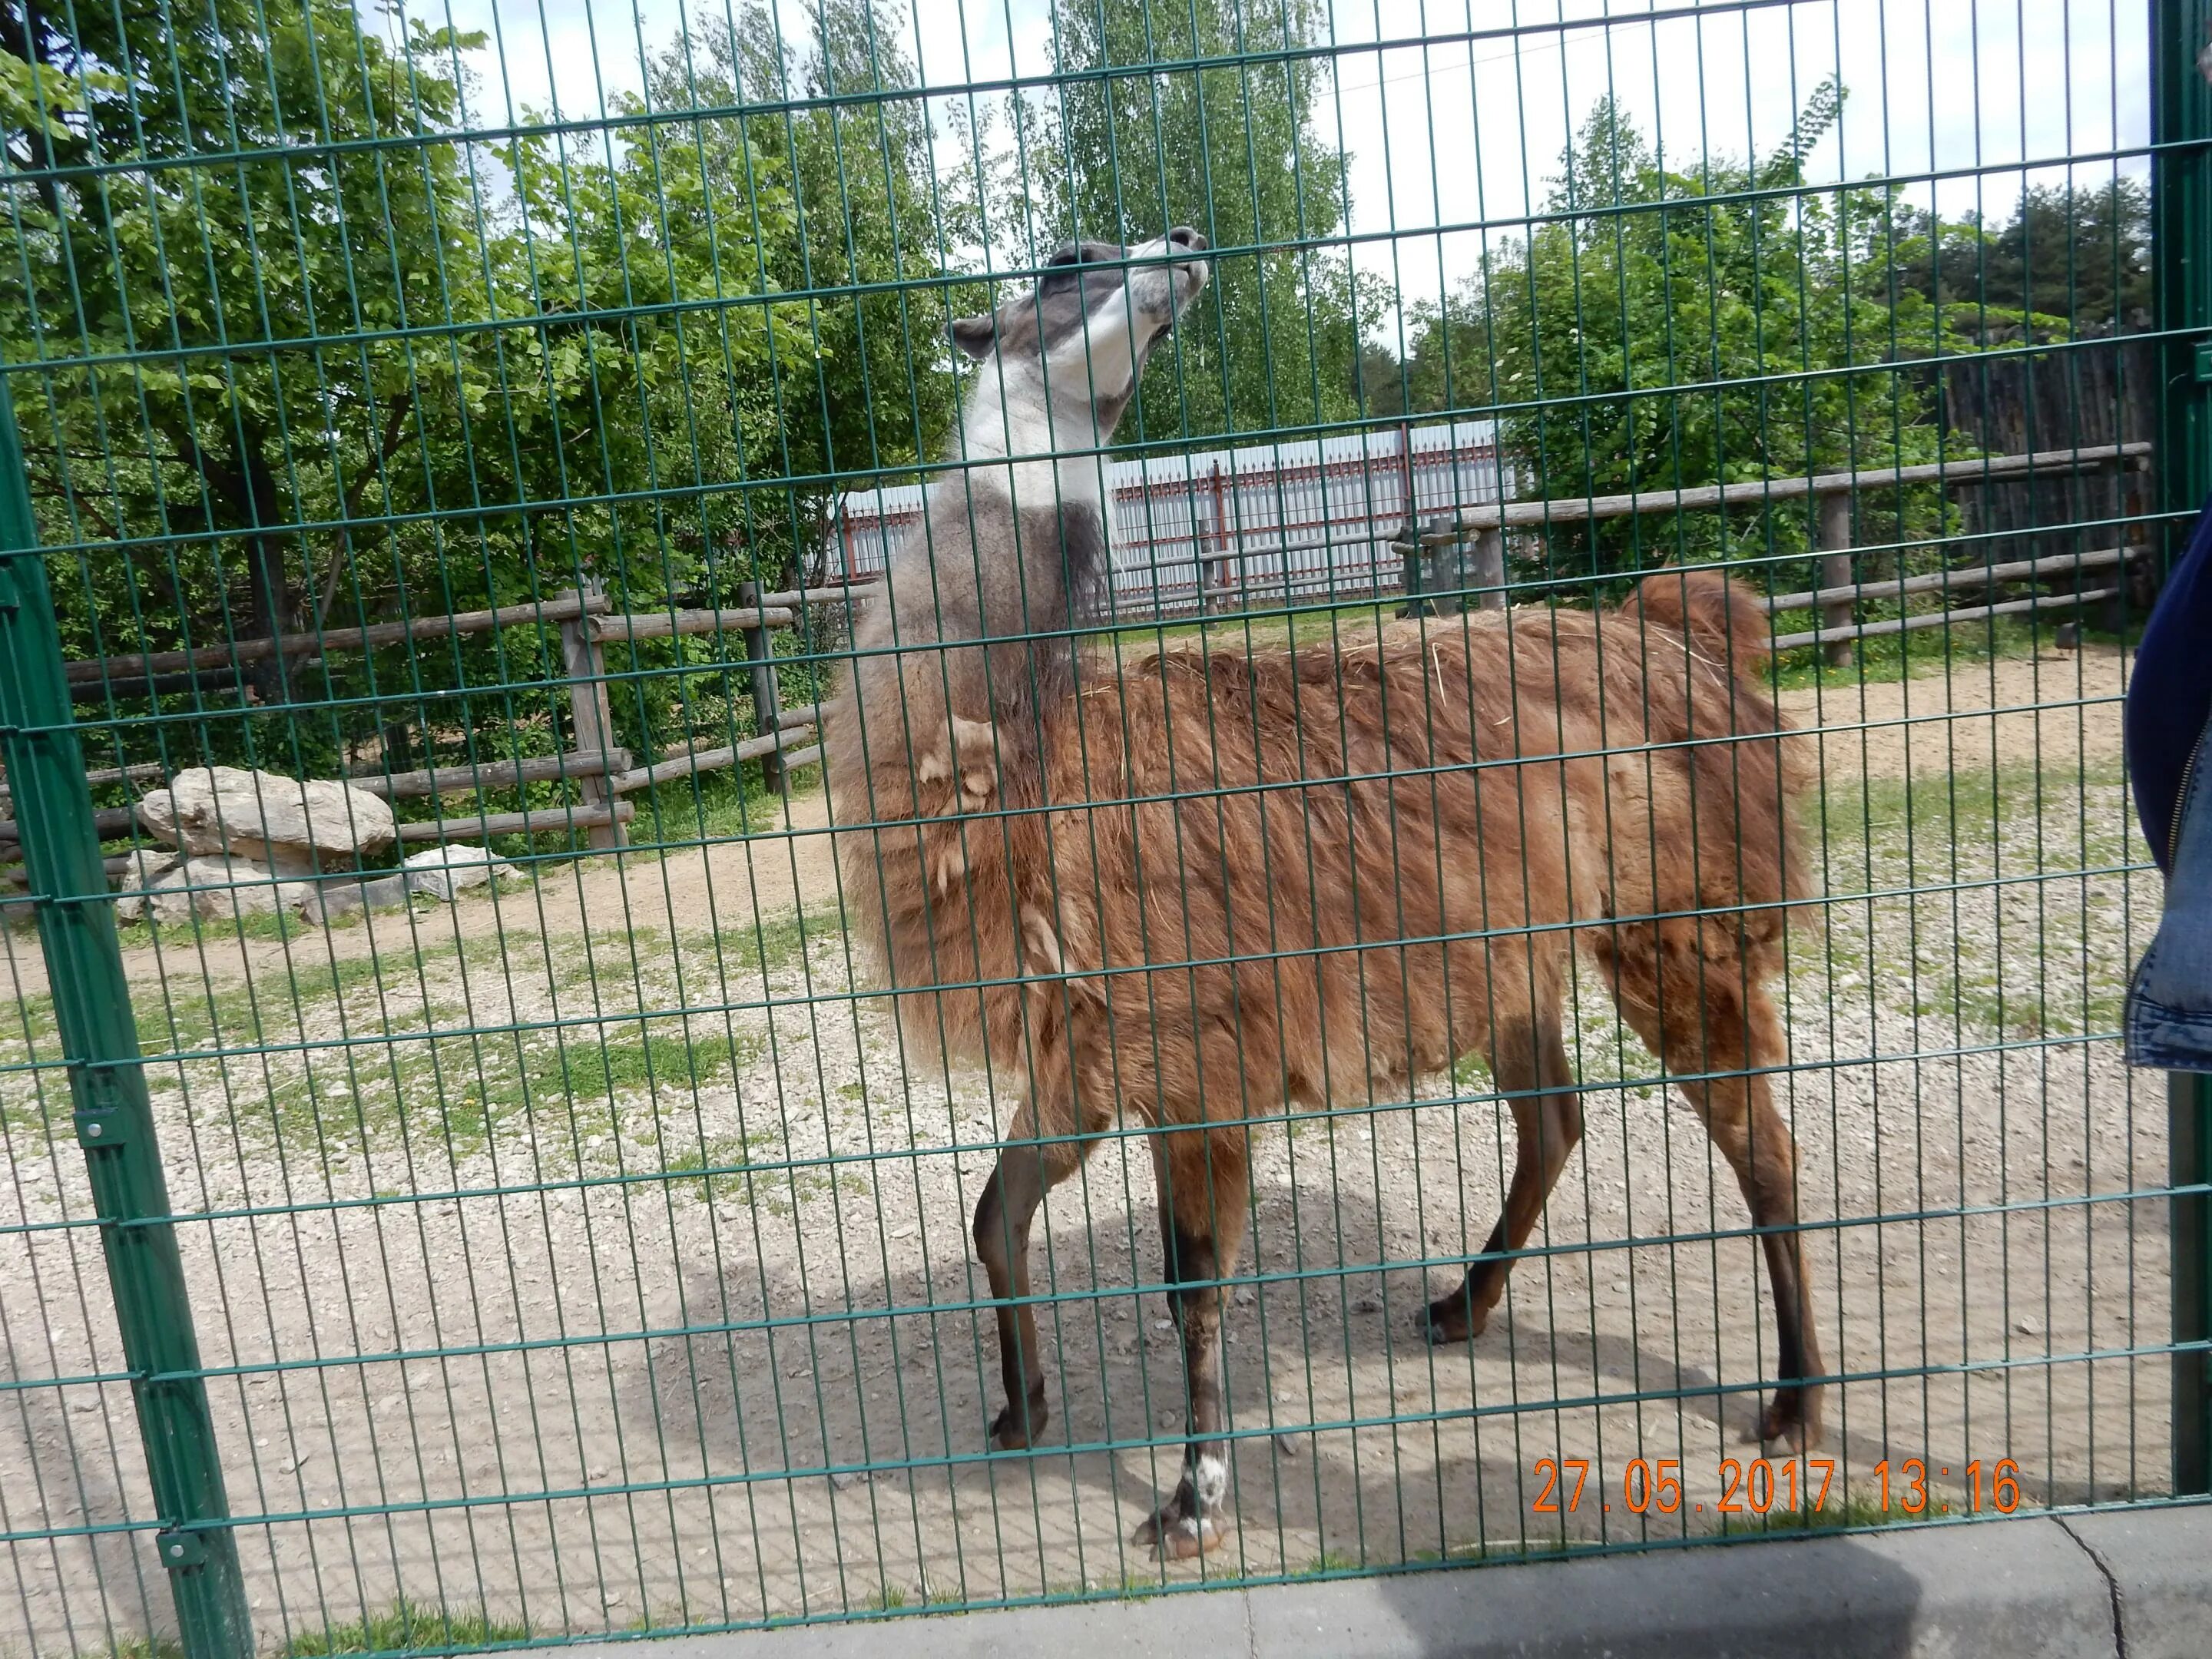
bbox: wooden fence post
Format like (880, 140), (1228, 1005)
(1396, 423), (1429, 618)
(1207, 460), (1232, 614)
(1471, 528), (1506, 612)
(1818, 491), (1854, 666)
(740, 579), (785, 799)
(559, 580), (627, 850)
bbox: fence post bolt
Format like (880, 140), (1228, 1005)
(560, 580), (628, 851)
(0, 379), (253, 1657)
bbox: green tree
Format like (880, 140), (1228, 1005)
(2, 0), (961, 777)
(1351, 339), (1408, 420)
(1032, 0), (1366, 445)
(1886, 178), (2151, 340)
(700, 0), (967, 575)
(1448, 88), (1967, 586)
(4, 0), (521, 725)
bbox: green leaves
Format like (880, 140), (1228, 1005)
(8, 0), (962, 778)
(1397, 93), (1972, 588)
(1041, 0), (1366, 444)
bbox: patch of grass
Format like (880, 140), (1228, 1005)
(659, 1129), (777, 1202)
(682, 902), (847, 979)
(1714, 1488), (1938, 1537)
(862, 1584), (908, 1611)
(1415, 1533), (1601, 1563)
(277, 1601), (531, 1657)
(1297, 1548), (1362, 1575)
(1045, 1572), (1161, 1602)
(326, 1019), (767, 1150)
(625, 764), (812, 851)
(0, 951), (472, 1149)
(71, 1637), (184, 1659)
(1803, 757), (2141, 1040)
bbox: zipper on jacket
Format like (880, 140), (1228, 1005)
(2170, 717), (2209, 873)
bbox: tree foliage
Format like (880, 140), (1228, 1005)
(3, 0), (956, 771)
(1883, 177), (2151, 340)
(1394, 88), (1971, 587)
(1026, 0), (1369, 444)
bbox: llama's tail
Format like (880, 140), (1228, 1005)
(1615, 566), (1773, 674)
(1613, 564), (1811, 913)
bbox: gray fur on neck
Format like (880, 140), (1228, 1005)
(849, 231), (1206, 747)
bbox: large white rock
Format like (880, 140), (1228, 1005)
(402, 843), (520, 901)
(137, 767), (395, 868)
(142, 856), (315, 923)
(114, 848), (186, 922)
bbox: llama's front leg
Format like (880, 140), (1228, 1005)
(974, 1090), (1099, 1450)
(1133, 1132), (1249, 1561)
(1422, 1015), (1582, 1343)
(973, 1142), (1054, 1449)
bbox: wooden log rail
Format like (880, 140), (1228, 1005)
(1768, 588), (2121, 654)
(1387, 443), (2150, 651)
(391, 801), (636, 844)
(1756, 546), (2129, 614)
(349, 747), (635, 801)
(62, 591), (611, 685)
(606, 727), (809, 793)
(592, 605), (799, 641)
(1402, 442), (2154, 542)
(59, 588), (871, 690)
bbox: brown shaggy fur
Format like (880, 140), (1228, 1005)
(828, 565), (1820, 1558)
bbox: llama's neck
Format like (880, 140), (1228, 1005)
(952, 355), (1112, 525)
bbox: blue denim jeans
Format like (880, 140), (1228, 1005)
(2128, 711), (2212, 1071)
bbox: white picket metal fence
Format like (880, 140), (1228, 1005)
(831, 419), (1506, 618)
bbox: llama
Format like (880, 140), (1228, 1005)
(826, 233), (1821, 1560)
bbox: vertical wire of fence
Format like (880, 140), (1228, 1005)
(0, 0), (2205, 1653)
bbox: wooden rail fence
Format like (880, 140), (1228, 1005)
(1396, 442), (2152, 661)
(18, 442), (2155, 859)
(31, 583), (851, 853)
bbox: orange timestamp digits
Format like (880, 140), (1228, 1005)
(1530, 1455), (2026, 1518)
(1874, 1458), (2025, 1516)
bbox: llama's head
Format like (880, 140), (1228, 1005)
(949, 228), (1210, 492)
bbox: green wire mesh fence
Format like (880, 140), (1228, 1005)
(1, 0), (2207, 1651)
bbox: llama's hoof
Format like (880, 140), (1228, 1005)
(1417, 1289), (1487, 1345)
(1754, 1391), (1823, 1452)
(1133, 1503), (1228, 1561)
(989, 1393), (1049, 1451)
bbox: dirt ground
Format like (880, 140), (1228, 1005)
(0, 643), (2169, 1654)
(1777, 641), (2128, 786)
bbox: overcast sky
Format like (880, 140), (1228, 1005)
(403, 0), (2152, 328)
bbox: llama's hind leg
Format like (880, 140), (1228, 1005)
(1421, 1015), (1583, 1344)
(1597, 929), (1825, 1449)
(973, 1100), (1100, 1452)
(1131, 1128), (1250, 1561)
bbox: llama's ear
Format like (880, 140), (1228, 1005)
(950, 314), (997, 359)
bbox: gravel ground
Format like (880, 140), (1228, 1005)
(0, 649), (2171, 1654)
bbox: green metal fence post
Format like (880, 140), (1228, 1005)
(0, 376), (255, 1656)
(2154, 0), (2212, 1498)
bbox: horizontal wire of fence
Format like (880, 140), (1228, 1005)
(1, 0), (2207, 1653)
